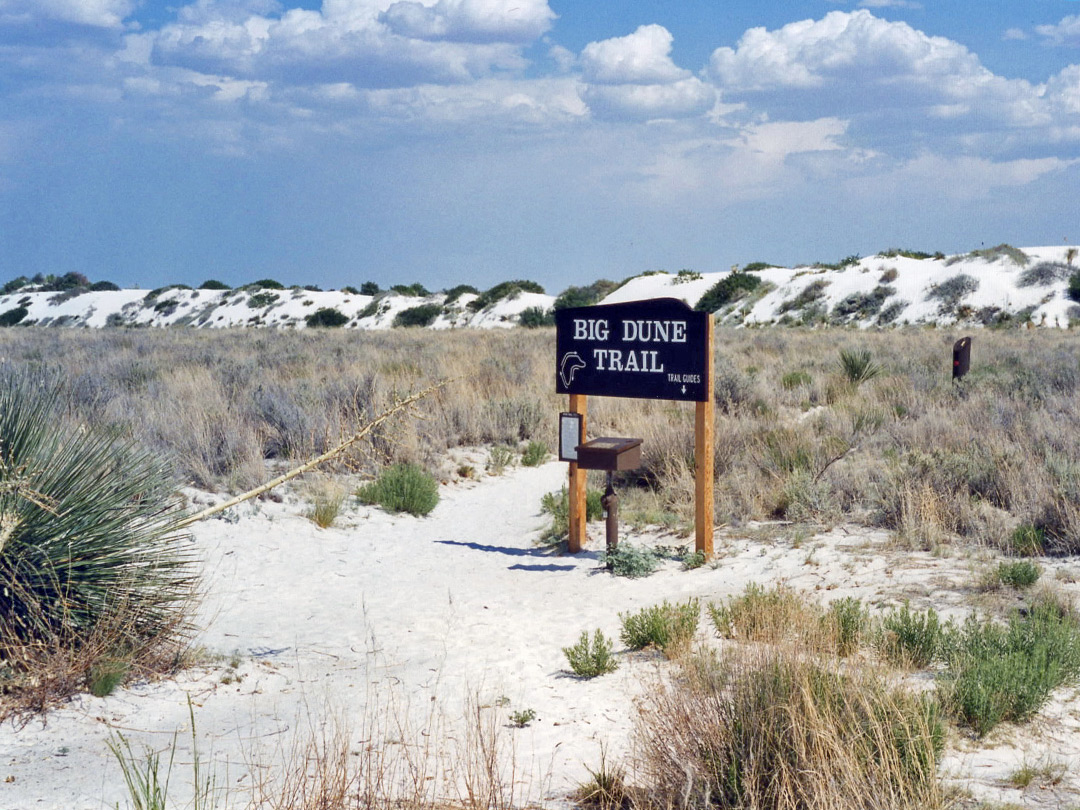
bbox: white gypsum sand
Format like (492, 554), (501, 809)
(3, 459), (1080, 809)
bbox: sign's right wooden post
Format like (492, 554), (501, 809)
(694, 315), (714, 557)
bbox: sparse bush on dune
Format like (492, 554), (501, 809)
(357, 463), (439, 516)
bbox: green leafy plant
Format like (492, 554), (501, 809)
(826, 597), (869, 657)
(619, 599), (700, 657)
(468, 280), (545, 311)
(0, 307), (29, 327)
(600, 544), (658, 578)
(305, 307), (349, 328)
(681, 550), (706, 570)
(1009, 525), (1045, 556)
(881, 604), (946, 668)
(996, 560), (1041, 589)
(0, 367), (195, 680)
(781, 370), (812, 389)
(198, 279), (230, 290)
(538, 486), (603, 543)
(393, 304), (441, 328)
(563, 629), (618, 678)
(838, 348), (884, 386)
(356, 463), (439, 517)
(508, 707), (536, 728)
(246, 291), (279, 308)
(486, 445), (516, 475)
(520, 441), (549, 467)
(938, 600), (1080, 736)
(694, 271), (761, 313)
(443, 284), (479, 304)
(518, 306), (554, 328)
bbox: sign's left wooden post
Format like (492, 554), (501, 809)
(567, 393), (587, 553)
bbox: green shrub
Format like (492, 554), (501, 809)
(0, 367), (195, 677)
(838, 348), (884, 386)
(305, 307), (349, 328)
(1009, 525), (1045, 556)
(600, 543), (658, 578)
(777, 279), (829, 314)
(0, 307), (29, 327)
(1, 276), (30, 295)
(879, 249), (936, 260)
(468, 280), (545, 311)
(996, 560), (1041, 589)
(926, 274), (978, 312)
(360, 281), (380, 295)
(198, 279), (230, 290)
(563, 629), (618, 678)
(682, 550), (706, 570)
(694, 271), (761, 313)
(393, 304), (441, 328)
(356, 463), (439, 516)
(781, 370), (812, 389)
(443, 284), (479, 304)
(881, 604), (945, 668)
(246, 291), (279, 308)
(826, 597), (869, 657)
(249, 278), (285, 289)
(486, 445), (516, 475)
(520, 440), (549, 467)
(341, 285), (360, 295)
(831, 285), (895, 322)
(89, 281), (121, 292)
(539, 486), (603, 542)
(553, 280), (618, 310)
(390, 282), (431, 297)
(709, 583), (820, 644)
(1068, 271), (1080, 304)
(939, 603), (1080, 736)
(518, 306), (554, 328)
(619, 599), (700, 656)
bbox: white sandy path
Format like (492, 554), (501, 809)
(4, 461), (1080, 809)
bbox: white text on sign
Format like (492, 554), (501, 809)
(572, 319), (688, 344)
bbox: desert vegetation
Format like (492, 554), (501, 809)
(2, 327), (1080, 555)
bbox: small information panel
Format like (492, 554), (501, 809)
(558, 412), (583, 462)
(555, 298), (710, 402)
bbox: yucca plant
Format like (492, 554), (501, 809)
(0, 366), (196, 679)
(838, 348), (884, 386)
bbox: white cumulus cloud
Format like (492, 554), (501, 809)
(379, 0), (556, 43)
(1035, 15), (1080, 47)
(580, 24), (689, 85)
(0, 0), (135, 28)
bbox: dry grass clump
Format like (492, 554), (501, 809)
(633, 646), (945, 810)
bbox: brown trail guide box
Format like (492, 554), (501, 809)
(574, 437), (643, 471)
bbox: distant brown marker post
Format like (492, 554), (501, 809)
(953, 336), (971, 380)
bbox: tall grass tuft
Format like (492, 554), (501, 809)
(619, 599), (699, 658)
(0, 366), (196, 709)
(635, 647), (945, 810)
(838, 348), (884, 386)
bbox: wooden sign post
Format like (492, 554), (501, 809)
(555, 298), (714, 557)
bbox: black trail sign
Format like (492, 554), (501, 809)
(555, 298), (710, 402)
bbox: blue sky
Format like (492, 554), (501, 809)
(1, 1), (1079, 292)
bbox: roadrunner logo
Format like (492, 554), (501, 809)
(560, 352), (586, 387)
